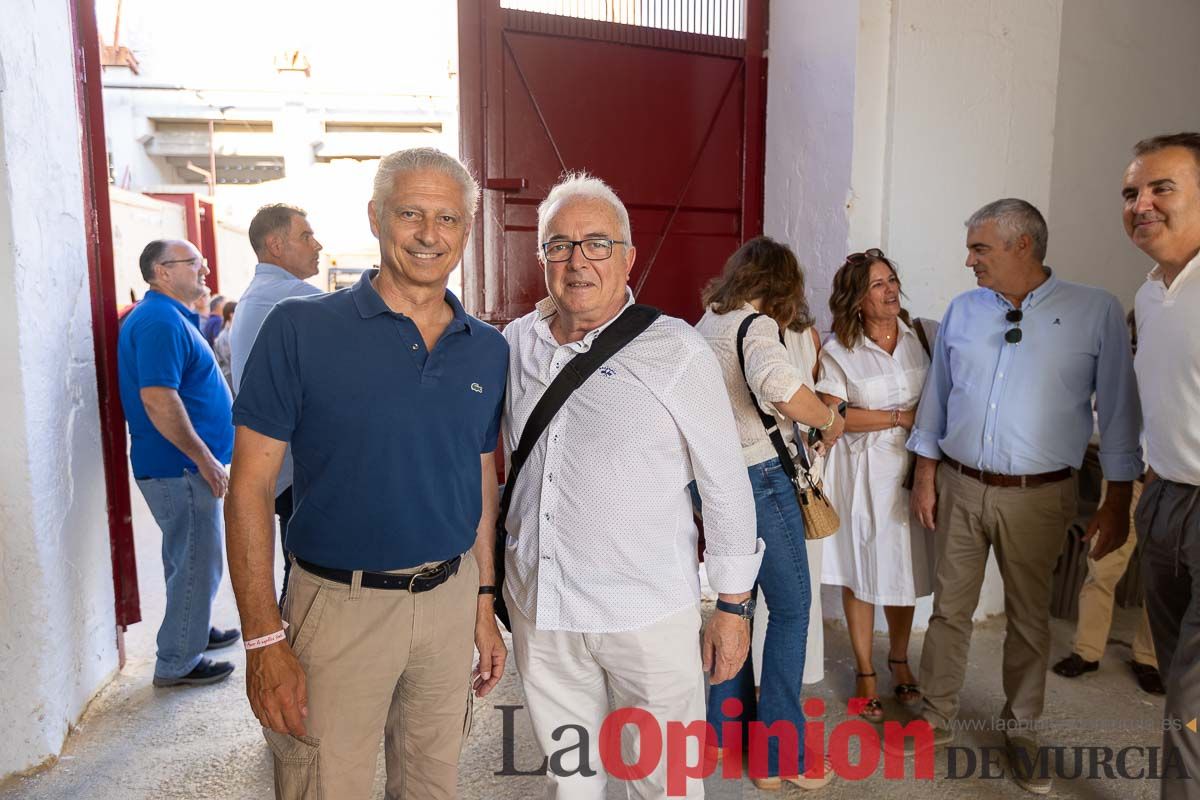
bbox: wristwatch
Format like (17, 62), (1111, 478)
(715, 597), (756, 619)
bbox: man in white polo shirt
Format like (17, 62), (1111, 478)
(1122, 131), (1200, 799)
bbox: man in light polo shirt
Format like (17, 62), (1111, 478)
(1122, 132), (1200, 799)
(229, 203), (323, 605)
(225, 148), (508, 799)
(117, 238), (239, 687)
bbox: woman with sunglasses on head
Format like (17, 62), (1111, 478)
(694, 235), (843, 791)
(816, 249), (936, 723)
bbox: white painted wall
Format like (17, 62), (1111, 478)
(1047, 0), (1200, 309)
(109, 188), (187, 305)
(882, 0), (1065, 321)
(0, 0), (119, 779)
(766, 0), (1067, 631)
(762, 0), (857, 333)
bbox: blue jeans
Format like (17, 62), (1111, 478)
(699, 458), (813, 777)
(136, 470), (224, 679)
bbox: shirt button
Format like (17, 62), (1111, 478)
(411, 344), (419, 351)
(986, 435), (993, 441)
(541, 555), (551, 561)
(544, 512), (550, 520)
(990, 403), (996, 409)
(998, 372), (1004, 378)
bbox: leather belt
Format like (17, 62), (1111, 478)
(943, 457), (1071, 488)
(295, 555), (462, 592)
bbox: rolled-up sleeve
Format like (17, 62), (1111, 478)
(815, 348), (849, 400)
(669, 345), (764, 593)
(1094, 296), (1143, 481)
(907, 306), (952, 460)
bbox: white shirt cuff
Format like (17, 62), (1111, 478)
(704, 537), (766, 594)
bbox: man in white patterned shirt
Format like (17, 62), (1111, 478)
(501, 173), (763, 799)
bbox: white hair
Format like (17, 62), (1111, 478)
(536, 172), (633, 262)
(371, 147), (480, 221)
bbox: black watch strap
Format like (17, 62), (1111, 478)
(715, 597), (755, 619)
(478, 585), (498, 596)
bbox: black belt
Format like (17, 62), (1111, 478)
(295, 555), (462, 592)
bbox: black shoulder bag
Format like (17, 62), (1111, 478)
(492, 304), (662, 631)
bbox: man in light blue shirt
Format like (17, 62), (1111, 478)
(229, 203), (323, 603)
(903, 199), (1141, 793)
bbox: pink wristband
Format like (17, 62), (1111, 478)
(245, 622), (289, 650)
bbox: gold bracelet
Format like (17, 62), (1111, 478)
(817, 405), (837, 431)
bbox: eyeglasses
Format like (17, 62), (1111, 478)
(1005, 308), (1023, 344)
(159, 257), (208, 269)
(846, 248), (885, 264)
(541, 238), (627, 263)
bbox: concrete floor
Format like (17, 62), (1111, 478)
(0, 478), (1171, 800)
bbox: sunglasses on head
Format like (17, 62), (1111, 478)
(846, 248), (885, 265)
(1005, 309), (1023, 344)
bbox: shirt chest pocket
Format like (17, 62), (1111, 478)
(848, 373), (897, 410)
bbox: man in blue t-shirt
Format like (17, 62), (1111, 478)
(227, 148), (508, 797)
(117, 238), (239, 688)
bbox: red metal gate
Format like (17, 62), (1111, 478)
(72, 0), (140, 628)
(459, 0), (767, 325)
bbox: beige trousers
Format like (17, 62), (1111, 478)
(920, 463), (1076, 738)
(510, 600), (708, 800)
(1073, 481), (1157, 665)
(265, 552), (479, 800)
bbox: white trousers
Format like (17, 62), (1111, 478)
(510, 600), (708, 800)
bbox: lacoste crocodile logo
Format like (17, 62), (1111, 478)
(471, 383), (483, 393)
(599, 366), (616, 377)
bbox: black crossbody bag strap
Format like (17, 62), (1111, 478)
(913, 317), (932, 360)
(492, 303), (662, 630)
(736, 313), (806, 482)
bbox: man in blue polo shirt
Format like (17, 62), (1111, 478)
(117, 238), (239, 688)
(226, 148), (508, 799)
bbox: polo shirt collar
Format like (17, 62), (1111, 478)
(144, 289), (199, 324)
(351, 268), (472, 334)
(1147, 251), (1200, 296)
(254, 262), (304, 281)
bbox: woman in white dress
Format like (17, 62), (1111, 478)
(816, 249), (934, 722)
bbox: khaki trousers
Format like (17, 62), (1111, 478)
(509, 599), (708, 800)
(1073, 481), (1157, 665)
(920, 463), (1076, 738)
(265, 552), (479, 800)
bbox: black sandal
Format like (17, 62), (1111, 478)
(853, 671), (885, 722)
(889, 658), (923, 708)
